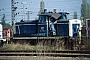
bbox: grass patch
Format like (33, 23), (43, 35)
(0, 43), (53, 51)
(81, 38), (90, 50)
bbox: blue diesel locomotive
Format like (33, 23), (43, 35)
(14, 10), (81, 38)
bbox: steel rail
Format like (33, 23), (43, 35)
(0, 50), (90, 54)
(0, 50), (90, 57)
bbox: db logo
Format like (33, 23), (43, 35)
(41, 27), (44, 30)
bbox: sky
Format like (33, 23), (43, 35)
(0, 0), (89, 25)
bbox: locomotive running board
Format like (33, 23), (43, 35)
(12, 37), (65, 40)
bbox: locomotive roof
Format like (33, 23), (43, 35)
(49, 13), (61, 19)
(15, 20), (38, 24)
(39, 13), (61, 19)
(39, 12), (69, 20)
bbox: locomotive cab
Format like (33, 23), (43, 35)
(38, 14), (50, 36)
(38, 11), (69, 37)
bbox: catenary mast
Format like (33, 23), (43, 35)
(11, 0), (17, 35)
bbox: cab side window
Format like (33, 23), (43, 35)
(39, 16), (47, 23)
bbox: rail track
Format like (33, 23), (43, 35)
(0, 50), (90, 57)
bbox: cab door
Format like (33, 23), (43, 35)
(72, 24), (80, 36)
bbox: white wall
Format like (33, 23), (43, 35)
(0, 24), (2, 38)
